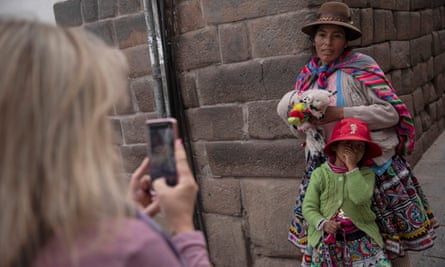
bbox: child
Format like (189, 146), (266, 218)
(302, 118), (391, 267)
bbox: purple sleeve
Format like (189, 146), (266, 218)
(171, 231), (211, 267)
(124, 222), (185, 267)
(124, 221), (210, 267)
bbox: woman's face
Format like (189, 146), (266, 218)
(313, 24), (348, 65)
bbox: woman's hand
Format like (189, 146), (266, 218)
(152, 140), (198, 234)
(128, 158), (161, 217)
(311, 106), (344, 126)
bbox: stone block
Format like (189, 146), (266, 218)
(390, 41), (410, 69)
(206, 140), (305, 177)
(414, 114), (423, 140)
(360, 8), (373, 46)
(118, 0), (141, 15)
(81, 0), (98, 22)
(354, 46), (374, 59)
(199, 177), (242, 216)
(432, 0), (444, 8)
(420, 9), (434, 36)
(54, 0), (82, 27)
(178, 73), (199, 108)
(242, 178), (299, 257)
(248, 100), (295, 139)
(113, 80), (134, 115)
(110, 118), (123, 145)
(201, 0), (306, 24)
(248, 11), (312, 58)
(423, 83), (438, 104)
(348, 8), (361, 47)
(410, 12), (421, 39)
(420, 111), (433, 137)
(442, 95), (445, 116)
(175, 27), (220, 71)
(373, 9), (386, 43)
(426, 57), (434, 81)
(388, 69), (402, 93)
(121, 113), (148, 144)
(253, 256), (300, 267)
(433, 8), (442, 31)
(433, 73), (445, 97)
(410, 35), (433, 66)
(123, 45), (151, 78)
(130, 76), (156, 113)
(427, 101), (438, 122)
(411, 0), (430, 10)
(84, 20), (116, 46)
(203, 213), (249, 267)
(432, 32), (442, 56)
(186, 105), (244, 141)
(190, 141), (211, 178)
(394, 11), (410, 40)
(370, 0), (395, 9)
(262, 54), (311, 98)
(384, 9), (396, 41)
(176, 0), (205, 34)
(220, 22), (250, 64)
(342, 0), (368, 8)
(411, 62), (428, 89)
(434, 52), (445, 76)
(441, 6), (445, 29)
(373, 42), (391, 72)
(115, 13), (147, 49)
(413, 87), (425, 114)
(119, 144), (147, 173)
(439, 95), (445, 119)
(98, 0), (117, 19)
(394, 0), (410, 11)
(196, 61), (265, 105)
(401, 68), (414, 95)
(436, 98), (445, 118)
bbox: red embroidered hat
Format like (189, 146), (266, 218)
(301, 1), (362, 41)
(323, 118), (382, 161)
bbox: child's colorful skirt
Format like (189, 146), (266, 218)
(288, 154), (437, 256)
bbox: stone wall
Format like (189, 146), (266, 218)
(54, 0), (445, 266)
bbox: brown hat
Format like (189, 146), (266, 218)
(301, 1), (362, 41)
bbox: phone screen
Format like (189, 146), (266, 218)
(147, 120), (177, 186)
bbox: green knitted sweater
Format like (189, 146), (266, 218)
(302, 163), (383, 248)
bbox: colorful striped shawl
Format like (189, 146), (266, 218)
(294, 51), (415, 156)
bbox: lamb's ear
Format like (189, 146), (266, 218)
(277, 90), (295, 123)
(329, 91), (338, 96)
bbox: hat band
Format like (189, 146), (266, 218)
(317, 15), (352, 24)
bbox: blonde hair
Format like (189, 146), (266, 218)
(0, 19), (132, 266)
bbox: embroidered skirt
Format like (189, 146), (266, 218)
(288, 151), (326, 250)
(301, 233), (391, 267)
(371, 155), (437, 254)
(288, 154), (437, 255)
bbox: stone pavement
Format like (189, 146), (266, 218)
(409, 132), (445, 266)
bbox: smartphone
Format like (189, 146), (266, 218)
(146, 118), (178, 186)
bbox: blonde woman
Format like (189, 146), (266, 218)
(0, 19), (209, 267)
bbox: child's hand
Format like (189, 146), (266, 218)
(342, 145), (358, 171)
(323, 220), (341, 234)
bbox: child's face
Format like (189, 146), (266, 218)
(332, 140), (366, 165)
